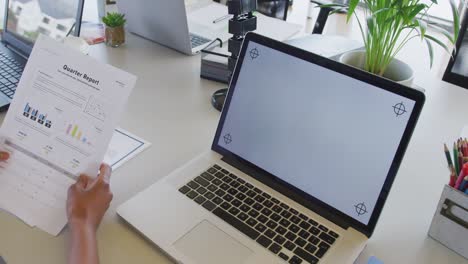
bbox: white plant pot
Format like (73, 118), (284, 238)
(339, 50), (414, 87)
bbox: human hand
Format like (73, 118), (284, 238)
(67, 164), (113, 233)
(0, 151), (9, 161)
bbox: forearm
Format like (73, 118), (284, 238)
(68, 224), (99, 264)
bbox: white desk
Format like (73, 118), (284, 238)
(1, 18), (468, 264)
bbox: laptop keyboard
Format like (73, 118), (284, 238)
(190, 34), (211, 48)
(179, 164), (340, 264)
(0, 51), (23, 99)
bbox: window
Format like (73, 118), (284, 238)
(56, 24), (67, 32)
(42, 17), (50, 24)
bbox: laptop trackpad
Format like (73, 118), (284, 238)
(174, 220), (253, 264)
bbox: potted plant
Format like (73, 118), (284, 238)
(102, 12), (127, 47)
(324, 0), (461, 86)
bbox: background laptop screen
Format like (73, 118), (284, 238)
(217, 42), (416, 225)
(7, 0), (80, 44)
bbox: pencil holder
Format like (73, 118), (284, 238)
(428, 185), (468, 259)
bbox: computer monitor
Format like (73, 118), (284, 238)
(2, 0), (84, 56)
(443, 9), (468, 89)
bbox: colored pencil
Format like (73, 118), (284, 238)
(454, 142), (460, 174)
(459, 176), (468, 191)
(444, 144), (454, 170)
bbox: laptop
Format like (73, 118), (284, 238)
(117, 33), (425, 264)
(0, 0), (84, 111)
(117, 0), (227, 55)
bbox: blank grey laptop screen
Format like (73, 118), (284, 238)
(7, 0), (79, 44)
(218, 42), (416, 225)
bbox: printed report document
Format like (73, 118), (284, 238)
(0, 35), (136, 235)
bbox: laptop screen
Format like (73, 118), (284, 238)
(6, 0), (81, 45)
(216, 40), (417, 226)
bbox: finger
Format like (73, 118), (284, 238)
(0, 151), (10, 161)
(98, 163), (112, 184)
(75, 174), (90, 189)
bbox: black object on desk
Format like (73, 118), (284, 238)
(211, 0), (258, 112)
(443, 10), (468, 89)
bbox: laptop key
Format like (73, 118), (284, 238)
(215, 189), (226, 197)
(298, 229), (310, 239)
(265, 229), (276, 239)
(213, 164), (221, 170)
(221, 202), (231, 210)
(319, 232), (336, 244)
(263, 200), (273, 208)
(308, 219), (318, 227)
(305, 243), (317, 254)
(197, 186), (207, 195)
(266, 220), (278, 229)
(291, 216), (301, 224)
(262, 192), (271, 199)
(201, 172), (214, 181)
(269, 243), (282, 254)
(215, 172), (224, 178)
(229, 181), (240, 188)
(274, 235), (286, 245)
(285, 231), (297, 241)
(244, 198), (255, 205)
(284, 241), (296, 251)
(308, 235), (320, 245)
(281, 210), (292, 218)
(256, 235), (272, 248)
(318, 225), (328, 232)
(186, 191), (198, 199)
(223, 194), (233, 202)
(257, 214), (268, 224)
(294, 247), (319, 264)
(212, 196), (223, 205)
(194, 176), (209, 187)
(204, 192), (215, 200)
(253, 203), (263, 211)
(246, 190), (256, 197)
(220, 183), (230, 190)
(202, 201), (216, 211)
(328, 231), (339, 238)
(231, 199), (242, 207)
(272, 205), (282, 213)
(316, 242), (330, 258)
(207, 184), (217, 192)
(248, 210), (259, 218)
(187, 181), (200, 189)
(238, 185), (248, 193)
(212, 208), (260, 240)
(235, 193), (246, 201)
(280, 219), (291, 227)
(261, 208), (272, 216)
(228, 207), (240, 216)
(254, 195), (265, 203)
(295, 237), (306, 247)
(194, 196), (206, 204)
(289, 224), (300, 233)
(255, 223), (266, 233)
(238, 212), (248, 221)
(289, 255), (302, 264)
(227, 188), (238, 195)
(239, 204), (250, 212)
(212, 178), (222, 186)
(276, 226), (287, 235)
(309, 226), (320, 235)
(271, 213), (281, 222)
(247, 218), (258, 227)
(208, 167), (217, 174)
(179, 186), (190, 194)
(279, 252), (289, 261)
(299, 221), (311, 230)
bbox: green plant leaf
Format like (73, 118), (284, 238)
(416, 19), (427, 40)
(429, 24), (455, 43)
(425, 38), (434, 68)
(425, 34), (451, 54)
(449, 0), (460, 43)
(347, 0), (360, 22)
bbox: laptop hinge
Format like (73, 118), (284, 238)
(5, 43), (28, 59)
(221, 155), (351, 231)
